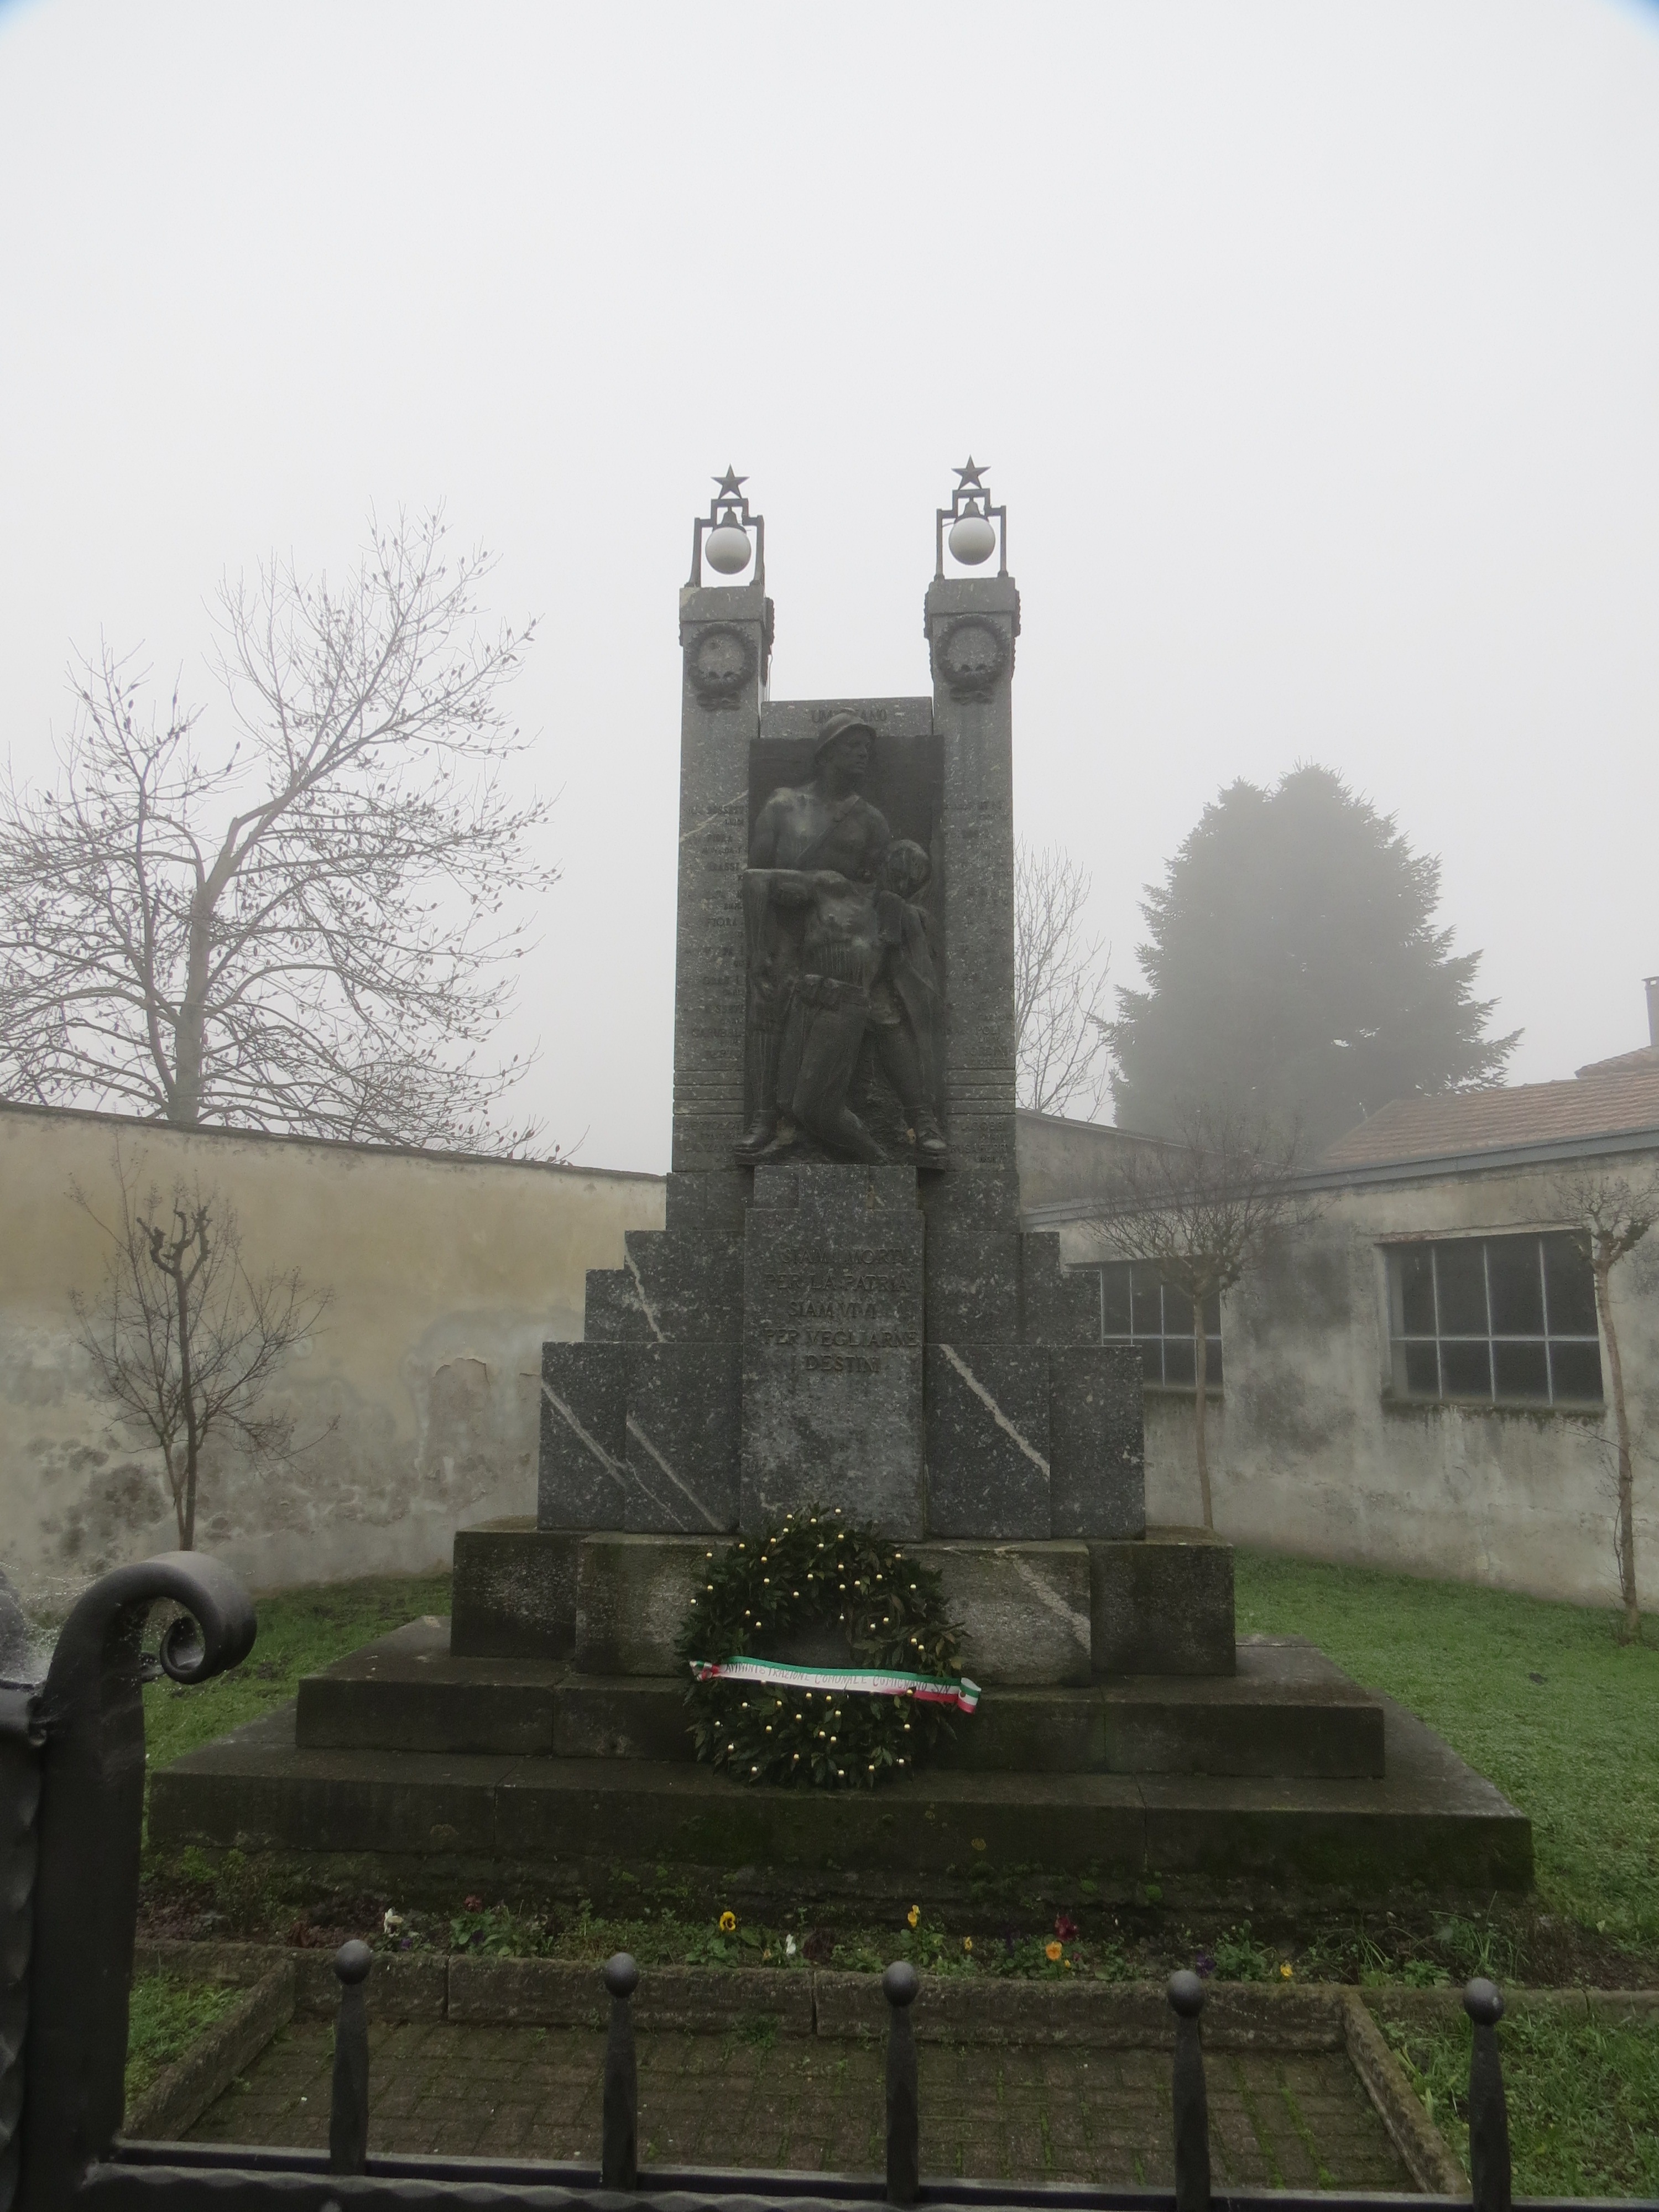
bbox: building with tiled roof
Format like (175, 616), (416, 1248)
(1024, 986), (1659, 1612)
(1318, 1066), (1659, 1173)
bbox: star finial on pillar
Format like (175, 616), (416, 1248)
(953, 457), (989, 493)
(713, 466), (748, 499)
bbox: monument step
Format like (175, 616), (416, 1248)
(294, 1623), (1385, 1778)
(150, 1692), (1531, 1906)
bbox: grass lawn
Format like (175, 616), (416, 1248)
(1234, 1551), (1659, 1948)
(1383, 2003), (1659, 2198)
(141, 1571), (451, 1773)
(124, 1971), (242, 2105)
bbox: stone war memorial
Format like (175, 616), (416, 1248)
(156, 467), (1530, 1910)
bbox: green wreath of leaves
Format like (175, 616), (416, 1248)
(676, 1504), (965, 1790)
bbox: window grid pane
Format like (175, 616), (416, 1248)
(1097, 1261), (1223, 1389)
(1389, 1234), (1600, 1410)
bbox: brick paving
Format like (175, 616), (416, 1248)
(190, 2020), (1412, 2188)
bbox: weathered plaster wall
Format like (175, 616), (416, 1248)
(0, 1104), (663, 1604)
(1140, 1389), (1229, 1532)
(1013, 1110), (1159, 1213)
(1059, 1151), (1659, 1609)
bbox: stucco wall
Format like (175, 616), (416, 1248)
(1013, 1109), (1159, 1212)
(1059, 1151), (1659, 1609)
(0, 1105), (663, 1605)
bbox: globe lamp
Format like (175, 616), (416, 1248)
(705, 521), (753, 575)
(947, 506), (997, 566)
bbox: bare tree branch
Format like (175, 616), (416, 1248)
(69, 1150), (332, 1550)
(1552, 1166), (1659, 1644)
(1082, 1104), (1322, 1528)
(1015, 842), (1112, 1120)
(0, 510), (558, 1153)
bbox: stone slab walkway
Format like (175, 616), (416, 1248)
(189, 2020), (1412, 2189)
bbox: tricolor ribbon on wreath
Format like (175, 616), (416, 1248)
(689, 1656), (980, 1714)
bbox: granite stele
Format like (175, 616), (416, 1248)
(155, 468), (1531, 1910)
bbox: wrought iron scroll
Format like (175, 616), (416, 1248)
(18, 1553), (255, 2210)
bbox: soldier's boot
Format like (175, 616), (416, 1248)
(912, 1105), (949, 1165)
(734, 1028), (781, 1162)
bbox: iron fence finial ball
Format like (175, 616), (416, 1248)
(883, 1960), (919, 2007)
(1167, 1969), (1206, 2018)
(334, 1939), (373, 1986)
(947, 511), (996, 565)
(603, 1951), (640, 1999)
(705, 521), (753, 575)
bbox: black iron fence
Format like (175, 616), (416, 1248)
(0, 1554), (1640, 2212)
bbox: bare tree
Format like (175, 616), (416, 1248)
(1553, 1168), (1659, 1643)
(0, 511), (556, 1152)
(71, 1155), (331, 1550)
(1085, 1106), (1319, 1529)
(1015, 842), (1112, 1119)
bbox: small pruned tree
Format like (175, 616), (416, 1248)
(71, 1155), (331, 1550)
(1554, 1167), (1659, 1643)
(1086, 1105), (1320, 1529)
(1015, 841), (1112, 1120)
(0, 510), (555, 1153)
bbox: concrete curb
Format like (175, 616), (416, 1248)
(1339, 1988), (1465, 2195)
(122, 1961), (295, 2143)
(1361, 1983), (1659, 2027)
(446, 1957), (817, 2036)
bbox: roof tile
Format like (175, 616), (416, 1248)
(1321, 1068), (1659, 1168)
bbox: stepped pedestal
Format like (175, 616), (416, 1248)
(152, 1524), (1531, 1903)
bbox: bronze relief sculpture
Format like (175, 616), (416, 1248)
(736, 713), (946, 1170)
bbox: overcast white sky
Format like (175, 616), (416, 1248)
(2, 0), (1656, 1171)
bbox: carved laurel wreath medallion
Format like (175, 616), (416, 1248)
(685, 622), (757, 709)
(933, 614), (1009, 702)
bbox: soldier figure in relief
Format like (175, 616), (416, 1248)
(735, 713), (891, 1162)
(738, 715), (948, 1170)
(867, 838), (947, 1165)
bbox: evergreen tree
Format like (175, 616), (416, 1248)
(1109, 766), (1517, 1151)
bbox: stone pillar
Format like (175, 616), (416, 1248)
(925, 573), (1021, 1227)
(670, 581), (771, 1223)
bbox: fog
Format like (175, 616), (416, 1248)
(1, 0), (1656, 1170)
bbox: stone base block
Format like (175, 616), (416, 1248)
(1091, 1525), (1237, 1677)
(452, 1523), (580, 1660)
(925, 1541), (1091, 1686)
(575, 1532), (707, 1676)
(540, 1343), (740, 1535)
(1048, 1347), (1145, 1541)
(925, 1343), (1051, 1538)
(583, 1224), (743, 1346)
(447, 1526), (1098, 1687)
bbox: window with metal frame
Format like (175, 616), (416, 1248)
(1095, 1260), (1222, 1389)
(1386, 1232), (1603, 1407)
